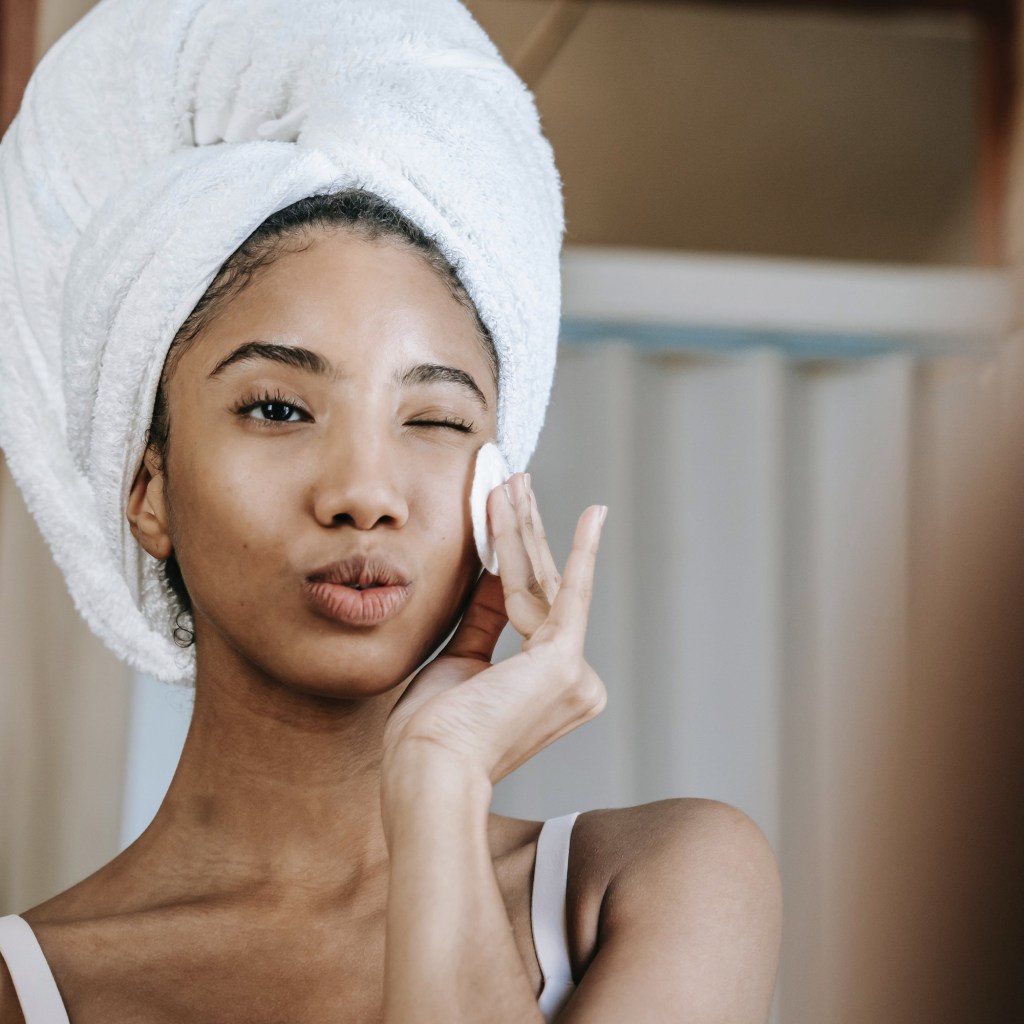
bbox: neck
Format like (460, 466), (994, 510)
(129, 644), (408, 903)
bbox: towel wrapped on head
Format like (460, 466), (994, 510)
(0, 0), (563, 684)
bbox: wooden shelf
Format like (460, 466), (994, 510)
(595, 0), (1014, 25)
(523, 0), (1017, 263)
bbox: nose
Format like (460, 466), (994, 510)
(311, 428), (410, 531)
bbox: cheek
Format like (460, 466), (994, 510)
(165, 440), (300, 598)
(416, 451), (477, 553)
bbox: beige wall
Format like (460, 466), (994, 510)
(36, 0), (981, 264)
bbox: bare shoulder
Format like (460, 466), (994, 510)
(574, 797), (780, 905)
(564, 799), (781, 1023)
(0, 868), (132, 1024)
(0, 952), (27, 1024)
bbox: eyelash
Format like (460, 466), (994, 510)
(233, 390), (477, 434)
(409, 415), (477, 434)
(234, 389), (311, 427)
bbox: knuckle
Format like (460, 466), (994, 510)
(525, 572), (547, 602)
(491, 519), (516, 542)
(570, 549), (597, 579)
(573, 577), (594, 606)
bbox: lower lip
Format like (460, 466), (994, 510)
(303, 581), (411, 626)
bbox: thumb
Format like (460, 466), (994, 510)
(443, 571), (509, 662)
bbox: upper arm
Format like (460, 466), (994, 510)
(0, 954), (26, 1024)
(559, 799), (782, 1024)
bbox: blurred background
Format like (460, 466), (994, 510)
(2, 1), (1022, 1022)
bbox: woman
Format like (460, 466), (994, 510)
(0, 2), (781, 1021)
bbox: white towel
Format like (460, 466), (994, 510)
(0, 0), (563, 684)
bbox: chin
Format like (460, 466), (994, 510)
(283, 659), (420, 701)
(239, 621), (449, 701)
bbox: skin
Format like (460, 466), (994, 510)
(0, 230), (782, 1023)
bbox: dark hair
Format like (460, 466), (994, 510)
(146, 188), (498, 646)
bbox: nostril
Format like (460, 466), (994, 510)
(328, 512), (401, 530)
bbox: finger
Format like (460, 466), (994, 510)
(489, 476), (551, 637)
(443, 571), (509, 662)
(544, 504), (607, 642)
(528, 479), (561, 598)
(519, 476), (561, 603)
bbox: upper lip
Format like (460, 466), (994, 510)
(306, 554), (411, 589)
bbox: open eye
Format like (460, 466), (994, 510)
(248, 402), (304, 422)
(235, 389), (311, 425)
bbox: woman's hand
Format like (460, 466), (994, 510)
(381, 473), (608, 789)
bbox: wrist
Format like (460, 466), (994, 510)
(382, 736), (491, 786)
(380, 740), (493, 841)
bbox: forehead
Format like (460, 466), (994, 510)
(176, 230), (495, 391)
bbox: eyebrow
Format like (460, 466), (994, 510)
(207, 340), (488, 409)
(396, 363), (488, 410)
(208, 341), (332, 379)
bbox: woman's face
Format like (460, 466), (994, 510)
(144, 229), (498, 697)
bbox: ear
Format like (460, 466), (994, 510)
(127, 445), (174, 561)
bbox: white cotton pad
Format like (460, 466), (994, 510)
(471, 442), (511, 575)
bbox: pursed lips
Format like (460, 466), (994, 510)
(303, 554), (412, 626)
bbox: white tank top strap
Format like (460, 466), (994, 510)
(531, 811), (581, 1021)
(0, 915), (70, 1024)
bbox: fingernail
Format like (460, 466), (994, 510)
(514, 473), (527, 506)
(503, 483), (514, 505)
(524, 472), (532, 492)
(598, 505), (609, 526)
